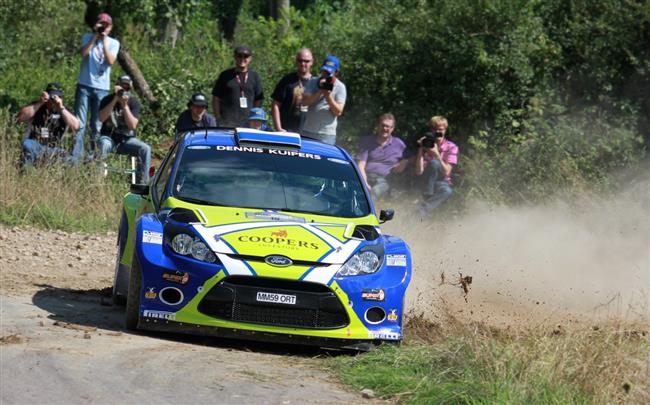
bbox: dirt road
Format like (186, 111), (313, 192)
(0, 226), (386, 405)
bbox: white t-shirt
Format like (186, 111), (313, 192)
(77, 33), (120, 90)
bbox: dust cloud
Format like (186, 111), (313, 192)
(382, 179), (650, 327)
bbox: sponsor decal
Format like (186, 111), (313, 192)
(214, 145), (321, 160)
(143, 230), (163, 245)
(361, 288), (385, 301)
(142, 310), (175, 320)
(271, 230), (288, 238)
(387, 309), (398, 322)
(237, 235), (320, 250)
(386, 254), (407, 267)
(162, 270), (190, 285)
(264, 255), (293, 267)
(144, 287), (157, 299)
(369, 331), (401, 340)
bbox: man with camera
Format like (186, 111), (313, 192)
(97, 75), (151, 183)
(356, 113), (409, 201)
(17, 83), (80, 167)
(271, 48), (314, 132)
(415, 116), (459, 213)
(73, 12), (120, 162)
(300, 55), (346, 145)
(175, 92), (217, 137)
(211, 45), (264, 127)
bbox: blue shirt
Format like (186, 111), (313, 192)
(77, 33), (120, 90)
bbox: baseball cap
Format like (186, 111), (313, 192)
(320, 55), (341, 75)
(117, 75), (132, 86)
(45, 82), (63, 97)
(247, 107), (267, 122)
(234, 45), (252, 56)
(188, 93), (208, 107)
(97, 13), (112, 24)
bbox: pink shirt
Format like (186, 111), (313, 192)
(423, 139), (458, 182)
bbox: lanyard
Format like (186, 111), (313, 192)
(235, 72), (248, 97)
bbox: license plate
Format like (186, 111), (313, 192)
(256, 291), (296, 305)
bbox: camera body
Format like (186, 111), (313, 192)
(96, 25), (106, 33)
(422, 131), (444, 148)
(317, 76), (334, 91)
(118, 89), (130, 98)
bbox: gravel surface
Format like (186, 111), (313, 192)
(0, 225), (390, 405)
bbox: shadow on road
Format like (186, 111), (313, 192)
(31, 284), (354, 357)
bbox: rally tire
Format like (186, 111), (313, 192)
(124, 257), (142, 330)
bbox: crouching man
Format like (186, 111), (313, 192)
(17, 83), (80, 167)
(415, 115), (459, 213)
(98, 75), (151, 183)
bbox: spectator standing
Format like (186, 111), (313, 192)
(415, 116), (459, 213)
(271, 48), (313, 132)
(73, 12), (120, 161)
(356, 113), (409, 200)
(246, 107), (271, 131)
(175, 93), (217, 136)
(97, 75), (151, 183)
(211, 45), (264, 127)
(300, 55), (346, 145)
(17, 83), (80, 166)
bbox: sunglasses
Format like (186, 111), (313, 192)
(235, 53), (251, 58)
(296, 59), (312, 63)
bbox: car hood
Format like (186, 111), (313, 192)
(192, 221), (366, 265)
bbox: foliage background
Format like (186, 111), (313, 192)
(0, 0), (648, 204)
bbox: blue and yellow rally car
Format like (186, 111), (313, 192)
(112, 128), (412, 350)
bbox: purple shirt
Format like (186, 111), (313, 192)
(356, 135), (407, 177)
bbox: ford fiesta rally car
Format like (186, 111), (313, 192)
(112, 128), (412, 350)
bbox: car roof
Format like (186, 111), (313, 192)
(178, 128), (351, 161)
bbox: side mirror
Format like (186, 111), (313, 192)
(379, 209), (394, 223)
(130, 183), (150, 196)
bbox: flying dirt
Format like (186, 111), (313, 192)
(384, 177), (650, 328)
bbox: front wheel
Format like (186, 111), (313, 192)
(124, 257), (142, 330)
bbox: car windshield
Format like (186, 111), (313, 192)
(171, 146), (371, 218)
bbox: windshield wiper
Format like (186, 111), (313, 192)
(175, 195), (224, 206)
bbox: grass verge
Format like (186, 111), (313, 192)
(327, 314), (650, 404)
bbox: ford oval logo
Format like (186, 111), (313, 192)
(265, 255), (293, 267)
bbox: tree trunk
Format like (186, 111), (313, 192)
(161, 17), (179, 49)
(272, 0), (290, 36)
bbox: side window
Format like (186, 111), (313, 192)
(153, 145), (178, 207)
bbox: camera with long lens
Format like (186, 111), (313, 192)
(96, 25), (106, 33)
(422, 131), (443, 148)
(317, 76), (334, 91)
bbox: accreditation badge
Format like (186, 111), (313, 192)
(239, 97), (248, 108)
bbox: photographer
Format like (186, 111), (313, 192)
(17, 83), (80, 166)
(97, 75), (151, 183)
(175, 93), (217, 137)
(300, 55), (346, 145)
(72, 12), (120, 162)
(414, 116), (459, 213)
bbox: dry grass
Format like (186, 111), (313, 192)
(402, 307), (650, 404)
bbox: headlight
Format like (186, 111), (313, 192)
(191, 239), (217, 263)
(336, 251), (381, 276)
(170, 233), (217, 263)
(171, 233), (193, 255)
